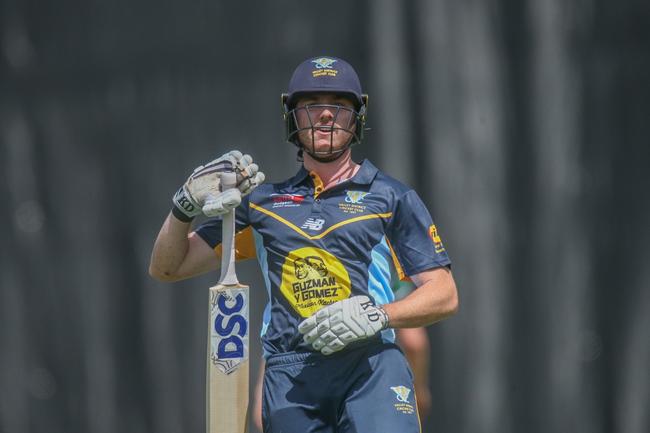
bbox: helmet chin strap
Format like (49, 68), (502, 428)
(303, 146), (349, 163)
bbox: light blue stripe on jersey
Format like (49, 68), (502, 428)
(368, 236), (396, 343)
(253, 229), (272, 345)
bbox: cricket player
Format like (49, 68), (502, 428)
(149, 56), (458, 432)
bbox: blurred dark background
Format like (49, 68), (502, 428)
(1, 0), (649, 432)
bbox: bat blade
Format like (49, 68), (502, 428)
(207, 282), (250, 433)
(206, 185), (249, 433)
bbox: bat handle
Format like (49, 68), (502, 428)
(218, 172), (239, 285)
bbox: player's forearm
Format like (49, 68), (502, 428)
(383, 268), (458, 328)
(149, 212), (193, 281)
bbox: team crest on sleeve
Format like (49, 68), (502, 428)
(390, 385), (415, 414)
(429, 224), (446, 253)
(280, 247), (351, 317)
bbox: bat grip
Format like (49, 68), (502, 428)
(218, 172), (239, 285)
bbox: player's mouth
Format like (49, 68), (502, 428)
(314, 125), (335, 135)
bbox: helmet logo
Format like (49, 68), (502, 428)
(311, 57), (337, 69)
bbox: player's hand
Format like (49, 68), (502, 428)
(298, 296), (389, 355)
(172, 151), (265, 220)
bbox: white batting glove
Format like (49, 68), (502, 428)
(298, 296), (389, 355)
(201, 188), (242, 217)
(172, 151), (265, 221)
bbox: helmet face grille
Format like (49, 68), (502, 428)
(284, 103), (366, 160)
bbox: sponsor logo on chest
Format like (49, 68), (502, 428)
(271, 193), (305, 208)
(280, 247), (352, 318)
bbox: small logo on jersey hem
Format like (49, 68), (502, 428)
(271, 193), (305, 208)
(391, 386), (415, 415)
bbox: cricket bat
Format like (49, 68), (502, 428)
(206, 173), (250, 433)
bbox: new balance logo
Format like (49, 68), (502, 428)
(301, 218), (325, 231)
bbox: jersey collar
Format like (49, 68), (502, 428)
(289, 159), (379, 187)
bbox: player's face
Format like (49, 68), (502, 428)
(294, 94), (357, 158)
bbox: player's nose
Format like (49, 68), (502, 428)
(318, 107), (334, 123)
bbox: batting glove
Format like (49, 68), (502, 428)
(298, 295), (389, 355)
(172, 151), (265, 221)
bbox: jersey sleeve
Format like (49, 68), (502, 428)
(385, 190), (451, 276)
(392, 279), (416, 301)
(194, 195), (256, 261)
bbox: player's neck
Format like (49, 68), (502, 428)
(303, 150), (360, 191)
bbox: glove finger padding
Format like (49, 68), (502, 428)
(297, 315), (318, 334)
(237, 169), (265, 196)
(303, 326), (320, 344)
(238, 162), (258, 180)
(234, 154), (265, 196)
(312, 337), (326, 351)
(238, 153), (253, 167)
(202, 189), (242, 217)
(330, 322), (349, 334)
(316, 320), (331, 335)
(320, 330), (338, 344)
(339, 331), (358, 343)
(321, 339), (346, 355)
(317, 304), (336, 320)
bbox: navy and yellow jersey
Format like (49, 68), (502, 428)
(196, 159), (450, 357)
